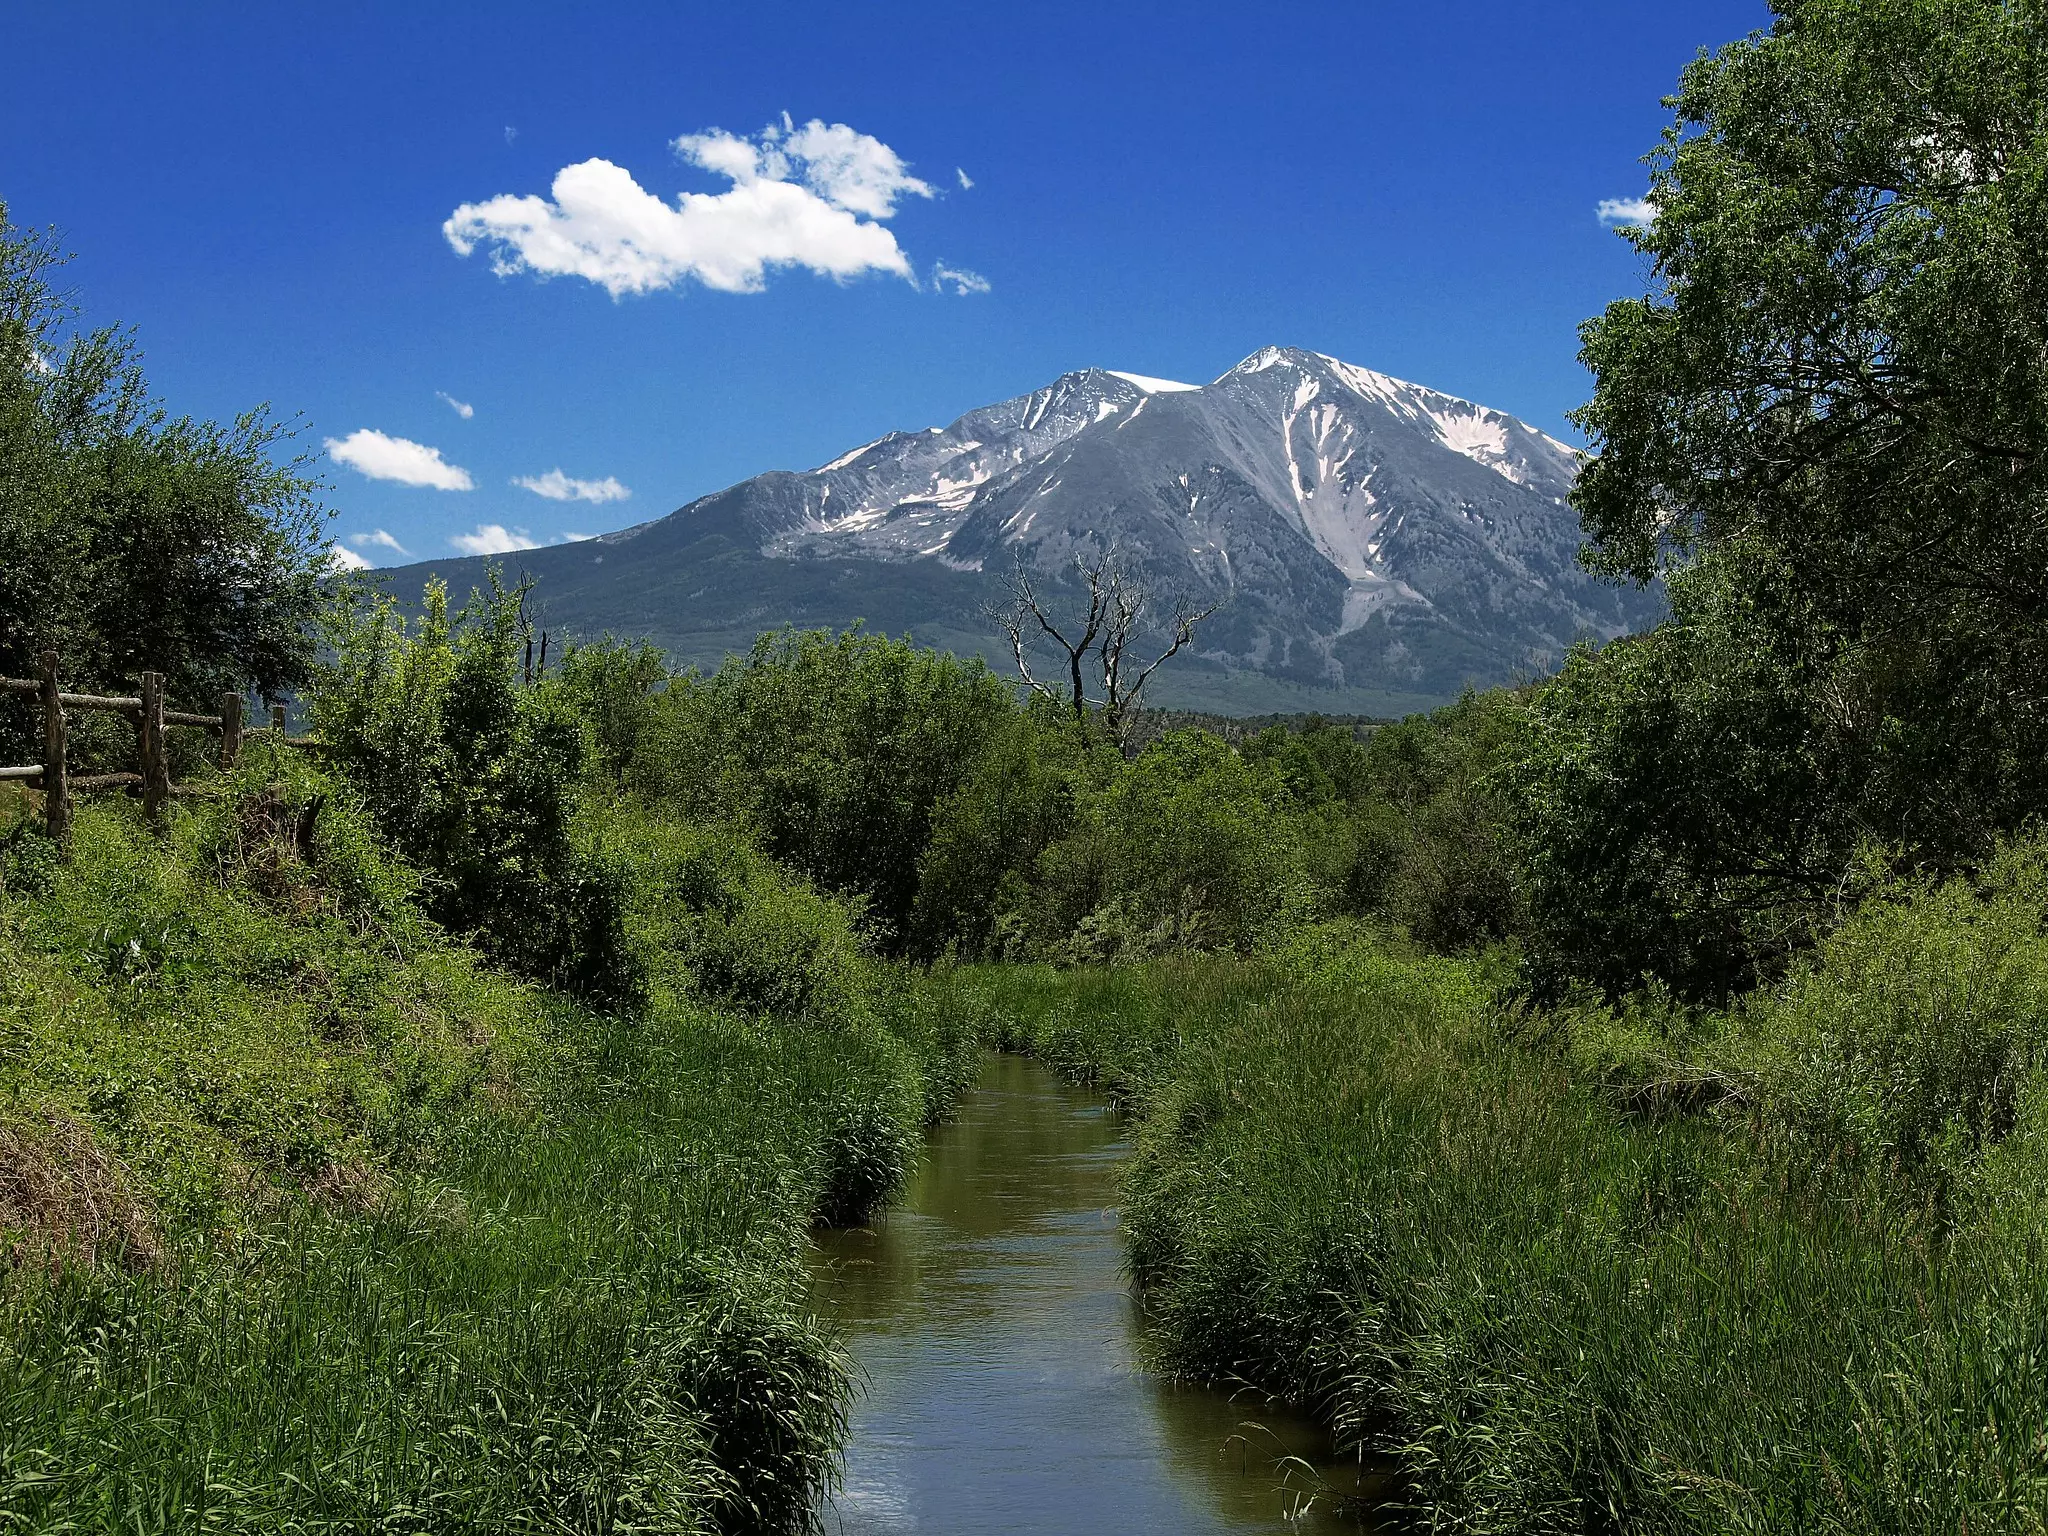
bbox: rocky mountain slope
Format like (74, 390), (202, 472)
(386, 347), (1659, 715)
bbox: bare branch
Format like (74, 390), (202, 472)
(983, 542), (1221, 748)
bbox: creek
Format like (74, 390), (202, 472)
(810, 1052), (1387, 1534)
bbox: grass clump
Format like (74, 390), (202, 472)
(969, 921), (2048, 1533)
(0, 766), (963, 1533)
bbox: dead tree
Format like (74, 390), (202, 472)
(985, 549), (1219, 749)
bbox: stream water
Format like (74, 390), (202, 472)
(810, 1052), (1388, 1534)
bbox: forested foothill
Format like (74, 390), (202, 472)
(5, 0), (2048, 1530)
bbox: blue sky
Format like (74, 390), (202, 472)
(4, 2), (1766, 566)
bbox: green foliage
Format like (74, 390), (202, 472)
(1509, 546), (1855, 1000)
(909, 706), (1090, 958)
(588, 801), (878, 1031)
(1551, 0), (2048, 993)
(1727, 836), (2048, 1185)
(556, 636), (668, 782)
(977, 945), (2048, 1533)
(630, 626), (1014, 949)
(1080, 729), (1318, 955)
(312, 572), (636, 1004)
(1355, 694), (1525, 952)
(0, 204), (328, 757)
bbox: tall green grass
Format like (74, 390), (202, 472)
(971, 939), (2048, 1533)
(0, 774), (974, 1533)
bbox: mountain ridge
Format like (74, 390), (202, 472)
(378, 346), (1659, 715)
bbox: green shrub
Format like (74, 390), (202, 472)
(312, 572), (636, 1005)
(1726, 837), (2048, 1183)
(627, 626), (1014, 949)
(590, 802), (876, 1031)
(555, 636), (668, 783)
(910, 707), (1090, 958)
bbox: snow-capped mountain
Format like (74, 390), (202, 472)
(401, 347), (1658, 712)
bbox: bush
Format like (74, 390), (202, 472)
(1725, 836), (2048, 1183)
(627, 626), (1014, 949)
(1092, 730), (1318, 953)
(910, 707), (1091, 958)
(312, 572), (636, 1005)
(555, 636), (668, 783)
(590, 803), (876, 1031)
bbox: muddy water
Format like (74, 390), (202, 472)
(810, 1052), (1386, 1534)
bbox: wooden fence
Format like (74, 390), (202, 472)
(0, 651), (304, 845)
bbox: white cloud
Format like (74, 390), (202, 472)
(327, 543), (373, 571)
(450, 524), (541, 556)
(956, 167), (974, 190)
(326, 429), (474, 491)
(933, 261), (990, 296)
(347, 528), (410, 556)
(777, 118), (934, 218)
(514, 468), (632, 504)
(1597, 196), (1658, 227)
(444, 117), (935, 297)
(437, 391), (475, 419)
(555, 531), (595, 543)
(504, 125), (518, 145)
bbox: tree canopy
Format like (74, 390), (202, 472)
(0, 204), (329, 739)
(1518, 0), (2048, 998)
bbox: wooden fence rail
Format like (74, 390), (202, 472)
(0, 651), (303, 848)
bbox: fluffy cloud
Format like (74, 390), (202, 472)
(347, 528), (410, 556)
(437, 391), (475, 419)
(933, 262), (990, 296)
(1597, 196), (1658, 227)
(514, 469), (632, 503)
(327, 543), (373, 571)
(450, 524), (541, 556)
(444, 117), (936, 297)
(326, 429), (474, 491)
(956, 167), (974, 190)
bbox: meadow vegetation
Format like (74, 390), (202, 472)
(6, 2), (2048, 1531)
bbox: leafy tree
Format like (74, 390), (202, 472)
(1533, 0), (2048, 992)
(312, 571), (635, 1003)
(910, 704), (1097, 958)
(1000, 730), (1320, 960)
(1509, 545), (1861, 999)
(555, 637), (668, 782)
(628, 626), (1015, 949)
(0, 204), (327, 754)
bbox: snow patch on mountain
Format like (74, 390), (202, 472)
(1107, 370), (1199, 394)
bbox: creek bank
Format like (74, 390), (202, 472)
(953, 947), (2048, 1535)
(0, 791), (971, 1534)
(811, 1051), (1384, 1535)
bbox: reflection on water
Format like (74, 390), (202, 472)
(810, 1053), (1388, 1535)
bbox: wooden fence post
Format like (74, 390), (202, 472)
(271, 704), (286, 734)
(139, 671), (169, 827)
(39, 651), (69, 850)
(218, 692), (242, 770)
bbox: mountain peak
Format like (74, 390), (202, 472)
(449, 348), (1652, 713)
